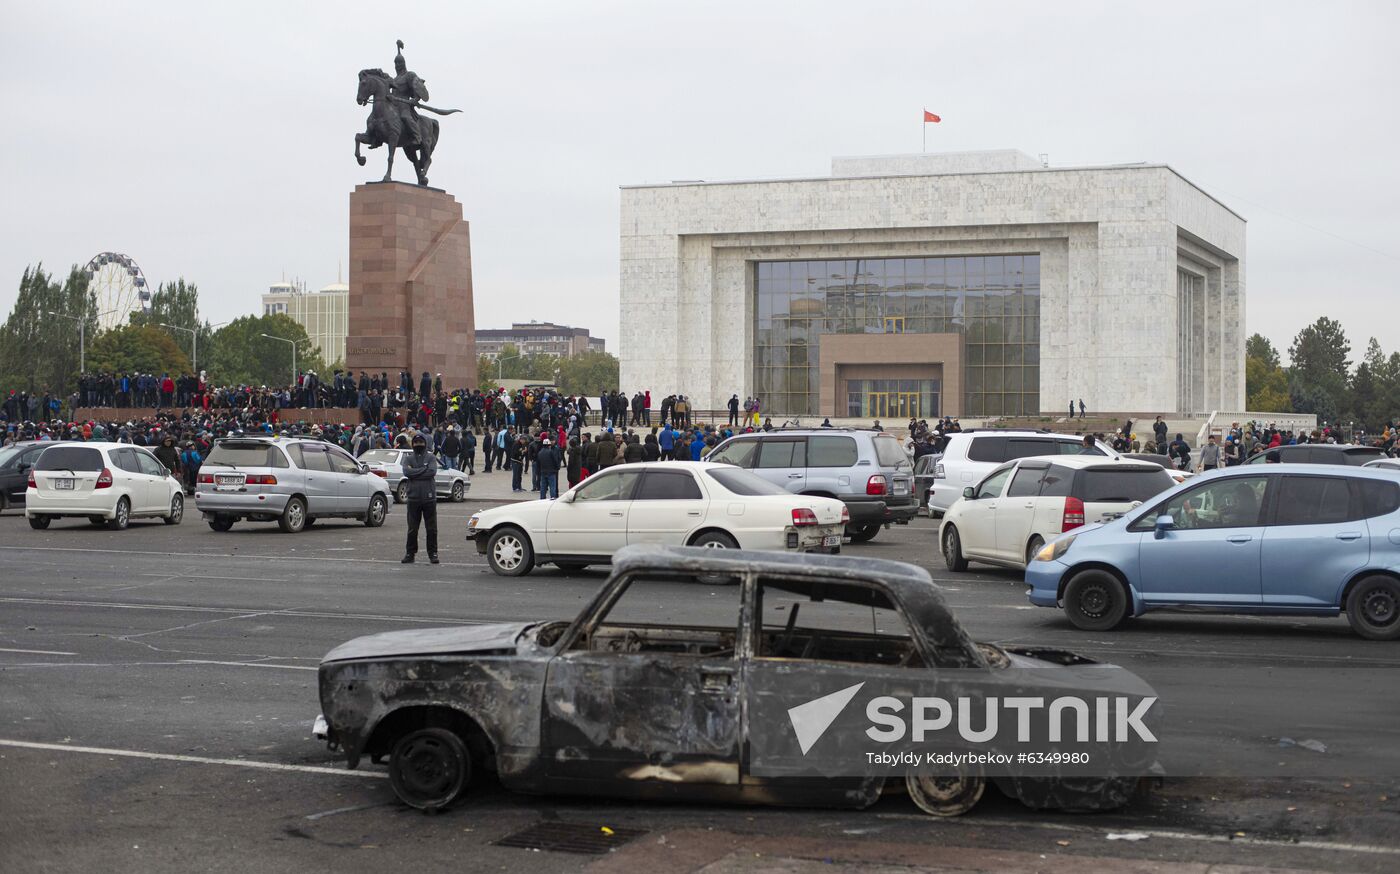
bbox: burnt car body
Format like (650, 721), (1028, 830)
(316, 545), (1154, 815)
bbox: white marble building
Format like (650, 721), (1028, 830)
(619, 150), (1245, 419)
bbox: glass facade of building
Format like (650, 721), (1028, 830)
(754, 255), (1040, 416)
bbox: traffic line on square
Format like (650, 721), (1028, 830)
(0, 738), (386, 779)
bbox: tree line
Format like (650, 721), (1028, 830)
(1247, 316), (1400, 430)
(0, 263), (328, 398)
(0, 264), (624, 402)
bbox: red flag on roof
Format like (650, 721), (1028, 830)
(923, 110), (941, 123)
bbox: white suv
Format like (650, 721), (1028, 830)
(924, 430), (1120, 516)
(26, 442), (185, 530)
(939, 455), (1175, 571)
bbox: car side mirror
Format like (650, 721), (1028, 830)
(17, 462), (30, 473)
(558, 491), (575, 504)
(962, 486), (976, 499)
(359, 462), (370, 474)
(1154, 514), (1175, 539)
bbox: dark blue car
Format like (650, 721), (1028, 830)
(1026, 465), (1400, 640)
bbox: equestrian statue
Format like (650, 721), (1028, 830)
(355, 40), (460, 186)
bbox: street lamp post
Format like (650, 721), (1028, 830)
(260, 333), (297, 390)
(45, 309), (115, 373)
(497, 354), (521, 382)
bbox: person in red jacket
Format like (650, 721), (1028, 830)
(160, 374), (175, 408)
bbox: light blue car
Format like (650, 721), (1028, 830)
(1025, 464), (1400, 640)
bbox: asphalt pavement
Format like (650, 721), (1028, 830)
(2, 474), (1398, 873)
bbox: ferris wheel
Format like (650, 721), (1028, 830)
(84, 252), (152, 331)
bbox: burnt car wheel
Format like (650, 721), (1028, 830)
(450, 481), (465, 502)
(907, 771), (985, 816)
(364, 494), (388, 528)
(1346, 575), (1400, 641)
(848, 523), (880, 543)
(942, 525), (968, 572)
(487, 527), (535, 576)
(1063, 569), (1129, 631)
(208, 515), (235, 532)
(389, 727), (470, 812)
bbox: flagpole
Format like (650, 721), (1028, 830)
(922, 118), (926, 153)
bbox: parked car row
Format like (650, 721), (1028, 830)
(16, 436), (400, 534)
(937, 449), (1400, 640)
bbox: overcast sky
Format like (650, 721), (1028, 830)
(3, 1), (1397, 363)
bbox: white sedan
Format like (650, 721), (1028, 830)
(26, 442), (185, 530)
(359, 448), (471, 503)
(467, 461), (849, 576)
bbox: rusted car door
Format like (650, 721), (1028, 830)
(541, 574), (743, 787)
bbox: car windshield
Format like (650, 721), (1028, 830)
(204, 443), (281, 468)
(873, 435), (910, 468)
(0, 445), (24, 467)
(360, 450), (400, 464)
(34, 446), (103, 471)
(706, 467), (792, 496)
(1077, 468), (1174, 502)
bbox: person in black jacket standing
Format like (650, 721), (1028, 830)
(536, 436), (562, 500)
(401, 433), (439, 564)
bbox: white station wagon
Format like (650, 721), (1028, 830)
(467, 461), (849, 576)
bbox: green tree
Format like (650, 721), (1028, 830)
(133, 278), (201, 332)
(203, 314), (325, 387)
(557, 350), (620, 396)
(1245, 354), (1290, 413)
(1245, 333), (1280, 370)
(86, 325), (192, 376)
(1244, 332), (1289, 412)
(0, 264), (97, 394)
(1288, 317), (1351, 423)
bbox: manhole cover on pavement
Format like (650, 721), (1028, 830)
(494, 820), (648, 855)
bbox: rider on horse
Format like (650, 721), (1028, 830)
(390, 40), (430, 147)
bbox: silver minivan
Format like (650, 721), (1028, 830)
(706, 429), (916, 542)
(195, 437), (391, 533)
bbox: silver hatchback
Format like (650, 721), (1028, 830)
(195, 437), (391, 533)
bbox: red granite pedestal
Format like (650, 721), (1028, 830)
(345, 182), (477, 389)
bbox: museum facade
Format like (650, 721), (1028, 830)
(618, 150), (1245, 419)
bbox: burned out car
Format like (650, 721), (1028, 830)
(315, 545), (1158, 816)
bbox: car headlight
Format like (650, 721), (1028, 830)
(1034, 534), (1077, 562)
(467, 514), (480, 531)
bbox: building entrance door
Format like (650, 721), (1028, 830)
(867, 391), (921, 420)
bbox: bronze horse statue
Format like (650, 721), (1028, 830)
(355, 68), (446, 186)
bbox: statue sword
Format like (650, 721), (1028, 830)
(384, 94), (462, 116)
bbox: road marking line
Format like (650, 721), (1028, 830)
(0, 545), (474, 567)
(139, 573), (290, 582)
(874, 813), (1400, 855)
(178, 659), (318, 671)
(0, 739), (386, 779)
(0, 597), (496, 626)
(0, 647), (78, 656)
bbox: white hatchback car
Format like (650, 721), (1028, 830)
(939, 455), (1174, 571)
(924, 430), (1121, 516)
(467, 461), (849, 576)
(26, 442), (185, 530)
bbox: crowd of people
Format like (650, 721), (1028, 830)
(8, 371), (1399, 500)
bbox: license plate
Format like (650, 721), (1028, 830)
(216, 475), (243, 485)
(893, 480), (909, 495)
(54, 478), (74, 490)
(822, 534), (841, 547)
